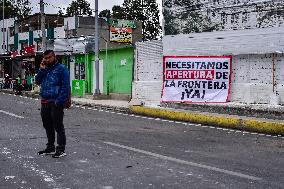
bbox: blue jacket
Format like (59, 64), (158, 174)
(35, 62), (70, 105)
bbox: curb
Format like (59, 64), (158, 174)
(72, 102), (130, 113)
(0, 89), (129, 113)
(129, 106), (284, 135)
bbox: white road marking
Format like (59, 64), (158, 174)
(104, 141), (262, 181)
(1, 147), (61, 188)
(0, 110), (24, 119)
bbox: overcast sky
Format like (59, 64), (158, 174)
(30, 0), (162, 19)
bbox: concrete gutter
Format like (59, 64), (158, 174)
(129, 106), (284, 135)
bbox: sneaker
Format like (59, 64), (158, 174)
(52, 151), (66, 158)
(38, 148), (55, 155)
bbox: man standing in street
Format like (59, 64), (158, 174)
(35, 50), (70, 158)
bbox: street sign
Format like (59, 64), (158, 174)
(107, 18), (136, 28)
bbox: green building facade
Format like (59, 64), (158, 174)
(70, 46), (134, 97)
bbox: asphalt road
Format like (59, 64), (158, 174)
(0, 92), (283, 189)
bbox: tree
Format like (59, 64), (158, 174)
(123, 0), (161, 41)
(112, 5), (125, 19)
(164, 0), (217, 35)
(66, 0), (92, 16)
(0, 0), (31, 19)
(164, 8), (179, 35)
(12, 0), (31, 19)
(258, 3), (284, 28)
(58, 9), (64, 16)
(99, 9), (111, 18)
(99, 6), (125, 19)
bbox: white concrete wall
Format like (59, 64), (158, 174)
(64, 16), (76, 30)
(132, 30), (284, 106)
(229, 53), (284, 104)
(231, 54), (272, 104)
(0, 18), (16, 54)
(54, 26), (65, 38)
(274, 53), (284, 104)
(132, 40), (163, 106)
(134, 47), (284, 105)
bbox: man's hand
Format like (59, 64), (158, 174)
(40, 60), (46, 69)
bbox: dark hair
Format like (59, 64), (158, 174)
(43, 50), (55, 56)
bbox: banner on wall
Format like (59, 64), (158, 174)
(110, 27), (132, 43)
(161, 56), (232, 103)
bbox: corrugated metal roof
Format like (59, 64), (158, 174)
(163, 26), (284, 56)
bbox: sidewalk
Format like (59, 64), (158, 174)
(1, 89), (283, 135)
(71, 96), (130, 112)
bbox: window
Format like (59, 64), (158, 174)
(1, 44), (7, 50)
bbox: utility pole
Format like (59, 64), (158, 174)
(2, 0), (4, 80)
(40, 0), (46, 52)
(94, 0), (100, 95)
(141, 0), (144, 41)
(2, 0), (5, 53)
